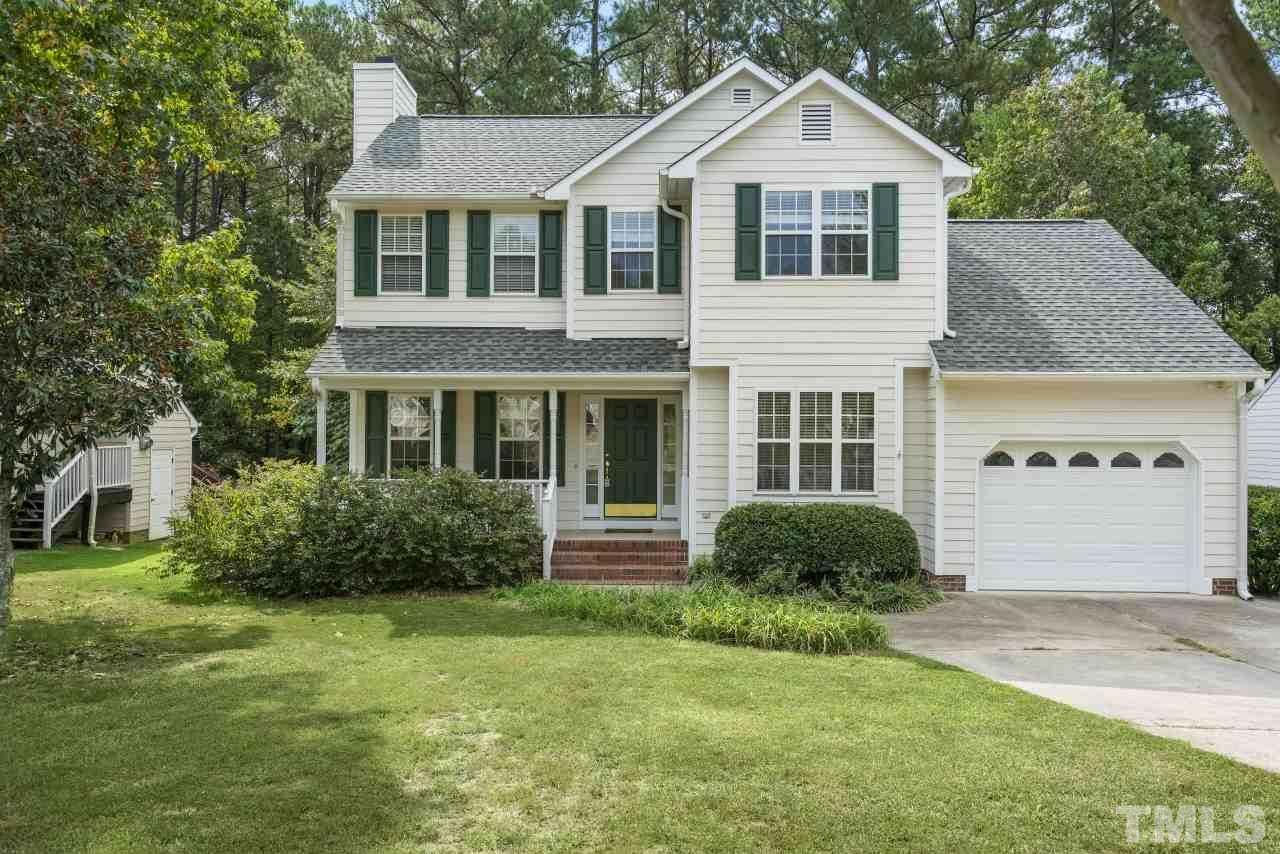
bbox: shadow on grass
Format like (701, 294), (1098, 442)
(3, 663), (424, 853)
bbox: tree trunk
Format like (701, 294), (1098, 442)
(590, 0), (601, 112)
(1, 462), (15, 631)
(1158, 0), (1280, 192)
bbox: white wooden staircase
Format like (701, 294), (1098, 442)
(11, 446), (131, 548)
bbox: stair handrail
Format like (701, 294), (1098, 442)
(42, 450), (88, 547)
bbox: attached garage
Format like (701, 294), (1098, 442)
(978, 442), (1196, 592)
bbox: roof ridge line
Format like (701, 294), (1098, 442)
(412, 113), (654, 120)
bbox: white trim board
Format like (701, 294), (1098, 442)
(668, 67), (974, 179)
(543, 58), (785, 200)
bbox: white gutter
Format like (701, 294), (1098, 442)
(1238, 381), (1254, 600)
(308, 370), (689, 382)
(937, 370), (1269, 383)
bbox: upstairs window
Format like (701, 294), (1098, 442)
(764, 190), (812, 277)
(380, 215), (424, 293)
(492, 214), (537, 294)
(820, 190), (869, 276)
(731, 87), (753, 107)
(799, 102), (833, 143)
(610, 210), (655, 290)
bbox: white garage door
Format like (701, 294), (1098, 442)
(979, 442), (1195, 592)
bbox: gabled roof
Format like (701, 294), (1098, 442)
(307, 327), (690, 376)
(667, 68), (973, 179)
(1249, 369), (1280, 410)
(329, 114), (650, 198)
(542, 57), (785, 199)
(931, 220), (1264, 377)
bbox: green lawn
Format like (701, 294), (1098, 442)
(3, 544), (1277, 853)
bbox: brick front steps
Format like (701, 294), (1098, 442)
(550, 537), (689, 584)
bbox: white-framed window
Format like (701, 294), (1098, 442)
(380, 215), (424, 293)
(497, 392), (542, 479)
(388, 393), (432, 473)
(755, 391), (791, 491)
(583, 398), (602, 512)
(755, 389), (876, 494)
(763, 185), (870, 280)
(731, 87), (753, 107)
(839, 392), (875, 492)
(492, 214), (538, 294)
(799, 101), (833, 143)
(764, 190), (813, 277)
(609, 209), (656, 290)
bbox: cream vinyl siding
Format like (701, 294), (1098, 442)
(902, 367), (933, 571)
(338, 201), (566, 329)
(571, 71), (768, 339)
(941, 380), (1239, 584)
(693, 367), (730, 554)
(694, 80), (942, 517)
(128, 408), (195, 537)
(1248, 377), (1280, 486)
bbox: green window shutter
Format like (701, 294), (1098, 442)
(539, 210), (563, 297)
(473, 391), (497, 477)
(354, 210), (377, 296)
(441, 390), (457, 467)
(425, 210), (449, 297)
(466, 210), (490, 297)
(658, 206), (681, 294)
(556, 391), (566, 487)
(365, 391), (387, 477)
(734, 185), (761, 281)
(872, 183), (899, 281)
(583, 206), (607, 295)
(539, 391), (567, 485)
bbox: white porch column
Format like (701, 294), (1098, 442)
(315, 386), (328, 467)
(548, 388), (559, 485)
(432, 389), (443, 469)
(85, 445), (98, 546)
(680, 387), (690, 542)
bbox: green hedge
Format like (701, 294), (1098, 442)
(1249, 485), (1280, 597)
(163, 461), (541, 597)
(501, 581), (887, 654)
(715, 502), (920, 586)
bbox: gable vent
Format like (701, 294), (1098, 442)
(799, 102), (833, 143)
(731, 87), (753, 107)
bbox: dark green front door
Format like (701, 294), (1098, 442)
(604, 399), (658, 518)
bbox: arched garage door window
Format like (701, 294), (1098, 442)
(1026, 451), (1056, 467)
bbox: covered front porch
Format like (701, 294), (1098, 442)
(306, 326), (693, 579)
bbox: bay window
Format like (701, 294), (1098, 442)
(610, 210), (655, 290)
(756, 389), (876, 494)
(492, 214), (538, 294)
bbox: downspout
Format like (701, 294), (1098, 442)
(1238, 381), (1254, 600)
(940, 177), (972, 340)
(659, 170), (691, 349)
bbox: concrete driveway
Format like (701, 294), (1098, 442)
(884, 593), (1280, 773)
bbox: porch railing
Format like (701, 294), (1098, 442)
(489, 479), (556, 578)
(98, 445), (132, 488)
(42, 451), (89, 548)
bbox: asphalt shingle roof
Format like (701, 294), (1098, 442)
(331, 114), (652, 196)
(307, 327), (689, 375)
(932, 220), (1262, 375)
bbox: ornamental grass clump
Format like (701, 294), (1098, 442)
(499, 581), (887, 655)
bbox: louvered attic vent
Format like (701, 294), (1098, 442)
(731, 87), (752, 107)
(799, 102), (833, 142)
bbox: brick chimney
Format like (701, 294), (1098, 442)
(352, 57), (418, 160)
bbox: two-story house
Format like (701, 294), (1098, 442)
(308, 56), (1265, 596)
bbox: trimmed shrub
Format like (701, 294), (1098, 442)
(1248, 485), (1280, 597)
(501, 581), (887, 654)
(164, 462), (541, 597)
(715, 502), (921, 585)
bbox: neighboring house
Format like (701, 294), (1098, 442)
(1249, 370), (1280, 486)
(307, 56), (1266, 595)
(13, 404), (198, 548)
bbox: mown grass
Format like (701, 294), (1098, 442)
(3, 542), (1278, 853)
(498, 582), (887, 654)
